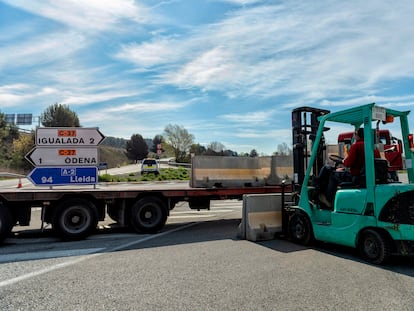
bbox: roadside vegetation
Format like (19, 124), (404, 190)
(98, 167), (190, 182)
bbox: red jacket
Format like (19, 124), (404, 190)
(344, 140), (381, 176)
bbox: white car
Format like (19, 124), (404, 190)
(141, 158), (159, 174)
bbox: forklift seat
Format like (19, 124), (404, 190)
(339, 158), (389, 188)
(374, 158), (389, 184)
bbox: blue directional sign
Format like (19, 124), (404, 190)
(28, 167), (98, 186)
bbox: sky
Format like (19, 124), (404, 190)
(1, 0), (414, 155)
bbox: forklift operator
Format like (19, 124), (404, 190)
(342, 128), (380, 177)
(321, 128), (381, 207)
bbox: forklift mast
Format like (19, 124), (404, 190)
(292, 107), (330, 191)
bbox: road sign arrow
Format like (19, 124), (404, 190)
(36, 127), (105, 146)
(25, 147), (99, 167)
(28, 167), (98, 186)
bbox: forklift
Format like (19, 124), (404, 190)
(286, 103), (414, 264)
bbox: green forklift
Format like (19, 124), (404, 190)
(288, 103), (414, 264)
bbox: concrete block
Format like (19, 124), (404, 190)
(238, 194), (283, 241)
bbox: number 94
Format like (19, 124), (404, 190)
(41, 176), (53, 183)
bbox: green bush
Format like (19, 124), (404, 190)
(99, 174), (113, 182)
(98, 168), (190, 183)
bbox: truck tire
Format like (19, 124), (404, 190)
(129, 197), (167, 233)
(288, 212), (313, 245)
(358, 229), (391, 265)
(52, 198), (98, 240)
(0, 203), (13, 244)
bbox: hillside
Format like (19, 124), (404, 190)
(99, 145), (131, 168)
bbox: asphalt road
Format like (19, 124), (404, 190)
(1, 200), (414, 311)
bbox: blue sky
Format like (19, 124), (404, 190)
(1, 0), (414, 155)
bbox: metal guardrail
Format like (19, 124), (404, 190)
(166, 162), (191, 168)
(0, 172), (26, 178)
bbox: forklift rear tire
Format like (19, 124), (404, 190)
(358, 229), (391, 265)
(288, 212), (313, 245)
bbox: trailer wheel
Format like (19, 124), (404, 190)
(0, 203), (13, 244)
(358, 229), (391, 265)
(129, 197), (167, 233)
(52, 198), (98, 240)
(288, 212), (313, 245)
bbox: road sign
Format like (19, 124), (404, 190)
(27, 167), (98, 186)
(25, 147), (99, 167)
(36, 127), (105, 146)
(26, 127), (105, 187)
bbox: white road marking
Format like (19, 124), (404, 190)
(106, 222), (197, 252)
(0, 255), (100, 288)
(87, 233), (140, 240)
(171, 209), (238, 214)
(0, 222), (197, 288)
(169, 214), (218, 219)
(211, 201), (242, 206)
(169, 204), (241, 218)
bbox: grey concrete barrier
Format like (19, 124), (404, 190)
(238, 193), (283, 241)
(190, 155), (293, 188)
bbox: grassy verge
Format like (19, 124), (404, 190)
(99, 167), (190, 182)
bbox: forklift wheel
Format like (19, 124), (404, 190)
(358, 229), (391, 265)
(288, 213), (313, 246)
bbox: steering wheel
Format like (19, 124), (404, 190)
(329, 154), (344, 167)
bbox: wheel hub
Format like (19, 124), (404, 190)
(295, 223), (304, 237)
(71, 215), (81, 224)
(365, 239), (378, 256)
(63, 208), (89, 232)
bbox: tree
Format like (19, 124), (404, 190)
(0, 112), (19, 144)
(208, 141), (225, 153)
(125, 134), (148, 163)
(40, 103), (80, 127)
(275, 142), (292, 155)
(249, 149), (258, 157)
(11, 133), (35, 171)
(163, 124), (194, 162)
(0, 112), (20, 168)
(190, 143), (206, 156)
(101, 136), (127, 149)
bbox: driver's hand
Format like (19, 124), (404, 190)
(336, 167), (345, 172)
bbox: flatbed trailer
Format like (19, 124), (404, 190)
(0, 181), (289, 242)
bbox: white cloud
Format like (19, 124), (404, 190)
(114, 1), (414, 104)
(319, 94), (414, 108)
(163, 47), (236, 90)
(0, 84), (37, 107)
(115, 38), (184, 68)
(105, 101), (187, 113)
(234, 128), (291, 139)
(0, 31), (86, 70)
(60, 91), (138, 107)
(219, 0), (263, 4)
(1, 0), (150, 32)
(220, 110), (274, 123)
